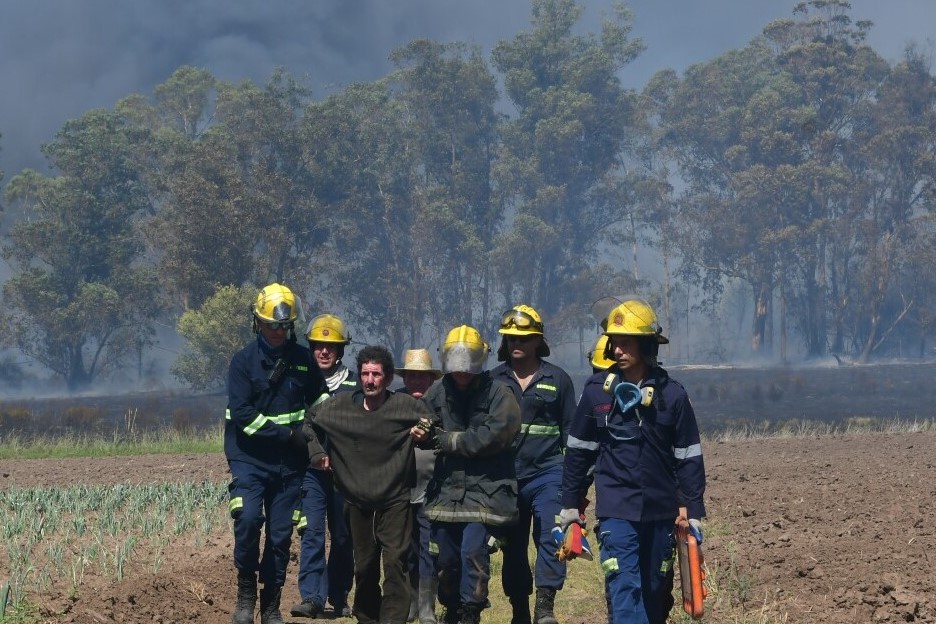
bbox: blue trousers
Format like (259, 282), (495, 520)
(597, 518), (675, 624)
(409, 503), (433, 582)
(501, 467), (567, 598)
(228, 460), (301, 588)
(296, 467), (354, 608)
(432, 522), (506, 609)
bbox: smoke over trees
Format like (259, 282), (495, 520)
(2, 0), (936, 390)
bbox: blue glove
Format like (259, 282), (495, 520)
(688, 518), (703, 545)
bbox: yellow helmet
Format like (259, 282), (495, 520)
(604, 299), (669, 344)
(499, 304), (545, 336)
(441, 325), (490, 374)
(253, 283), (299, 324)
(587, 335), (615, 370)
(306, 314), (351, 344)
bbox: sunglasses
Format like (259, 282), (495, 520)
(500, 310), (544, 333)
(263, 321), (294, 331)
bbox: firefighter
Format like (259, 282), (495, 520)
(560, 299), (706, 624)
(225, 283), (329, 624)
(411, 325), (521, 624)
(587, 334), (614, 373)
(291, 314), (357, 618)
(396, 349), (444, 624)
(491, 305), (576, 624)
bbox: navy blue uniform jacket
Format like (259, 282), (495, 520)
(225, 338), (328, 474)
(562, 365), (706, 521)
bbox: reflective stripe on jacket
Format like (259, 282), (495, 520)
(491, 360), (576, 481)
(421, 372), (521, 526)
(224, 338), (328, 474)
(562, 366), (706, 521)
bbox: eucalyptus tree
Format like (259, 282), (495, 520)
(845, 46), (936, 360)
(490, 0), (644, 336)
(647, 42), (790, 357)
(213, 69), (328, 294)
(650, 0), (889, 359)
(388, 39), (500, 336)
(2, 110), (159, 389)
(120, 67), (258, 312)
(764, 0), (888, 358)
(127, 67), (324, 312)
(301, 81), (423, 355)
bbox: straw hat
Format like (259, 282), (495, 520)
(395, 348), (443, 379)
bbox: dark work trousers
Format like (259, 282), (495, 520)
(501, 466), (567, 598)
(409, 502), (434, 586)
(346, 499), (414, 624)
(297, 467), (354, 609)
(228, 459), (301, 588)
(598, 518), (676, 624)
(432, 521), (508, 609)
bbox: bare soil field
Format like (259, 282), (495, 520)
(2, 430), (934, 623)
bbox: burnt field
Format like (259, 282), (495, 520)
(2, 361), (935, 439)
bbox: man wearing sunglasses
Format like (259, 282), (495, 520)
(560, 299), (706, 624)
(491, 305), (576, 624)
(225, 283), (329, 624)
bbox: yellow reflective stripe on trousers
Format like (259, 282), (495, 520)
(601, 557), (619, 575)
(520, 423), (560, 435)
(229, 496), (243, 514)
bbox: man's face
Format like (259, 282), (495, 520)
(258, 321), (291, 348)
(311, 341), (339, 372)
(609, 335), (646, 380)
(403, 371), (435, 398)
(360, 361), (392, 398)
(507, 333), (540, 361)
(450, 371), (476, 390)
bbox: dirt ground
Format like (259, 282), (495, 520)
(2, 431), (935, 623)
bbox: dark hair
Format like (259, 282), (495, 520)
(356, 345), (395, 377)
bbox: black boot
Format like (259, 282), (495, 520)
(232, 571), (257, 624)
(440, 604), (460, 624)
(259, 585), (284, 624)
(533, 588), (558, 624)
(510, 595), (531, 624)
(458, 603), (481, 624)
(416, 577), (438, 624)
(408, 582), (419, 623)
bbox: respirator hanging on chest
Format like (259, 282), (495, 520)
(602, 373), (653, 413)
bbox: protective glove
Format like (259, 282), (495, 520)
(288, 428), (308, 452)
(558, 507), (584, 532)
(688, 518), (703, 545)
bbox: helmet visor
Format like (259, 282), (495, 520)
(499, 310), (544, 334)
(441, 342), (488, 374)
(271, 301), (294, 322)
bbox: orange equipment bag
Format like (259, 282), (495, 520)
(675, 515), (706, 619)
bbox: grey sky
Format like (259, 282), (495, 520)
(0, 0), (933, 179)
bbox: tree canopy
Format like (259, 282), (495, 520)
(3, 0), (936, 390)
